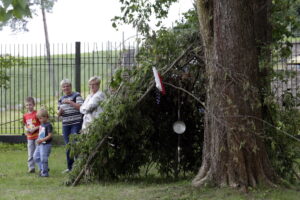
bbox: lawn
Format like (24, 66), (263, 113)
(0, 143), (299, 200)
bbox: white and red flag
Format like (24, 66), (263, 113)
(152, 67), (166, 95)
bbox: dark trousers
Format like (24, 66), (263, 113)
(62, 123), (82, 170)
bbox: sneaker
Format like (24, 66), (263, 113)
(28, 169), (35, 173)
(62, 169), (71, 174)
(39, 168), (50, 172)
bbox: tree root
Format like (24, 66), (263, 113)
(192, 152), (278, 189)
(192, 162), (211, 187)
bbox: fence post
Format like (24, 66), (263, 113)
(75, 42), (81, 93)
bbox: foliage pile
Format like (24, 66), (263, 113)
(66, 10), (205, 185)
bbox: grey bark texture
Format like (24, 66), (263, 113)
(192, 0), (276, 189)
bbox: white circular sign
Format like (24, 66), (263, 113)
(173, 121), (186, 134)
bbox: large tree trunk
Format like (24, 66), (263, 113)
(192, 0), (277, 189)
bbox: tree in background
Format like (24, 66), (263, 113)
(0, 0), (30, 88)
(27, 0), (57, 95)
(0, 0), (56, 33)
(0, 0), (57, 95)
(38, 0), (57, 95)
(0, 0), (31, 29)
(0, 55), (25, 88)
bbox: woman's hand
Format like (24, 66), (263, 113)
(62, 99), (72, 104)
(64, 99), (81, 110)
(57, 108), (64, 116)
(63, 99), (78, 108)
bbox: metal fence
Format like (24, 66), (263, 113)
(0, 41), (137, 135)
(272, 38), (300, 106)
(1, 38), (300, 135)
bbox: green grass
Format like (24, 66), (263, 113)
(0, 143), (299, 200)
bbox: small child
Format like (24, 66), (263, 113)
(23, 97), (40, 173)
(33, 109), (53, 177)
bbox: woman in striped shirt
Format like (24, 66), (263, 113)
(58, 79), (83, 173)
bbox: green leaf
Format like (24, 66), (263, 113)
(2, 0), (13, 8)
(12, 0), (27, 9)
(11, 6), (23, 18)
(0, 6), (7, 21)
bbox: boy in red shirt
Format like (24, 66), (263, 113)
(23, 97), (40, 173)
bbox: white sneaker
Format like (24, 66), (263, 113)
(62, 169), (70, 174)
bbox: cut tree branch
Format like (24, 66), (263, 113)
(71, 135), (109, 186)
(71, 43), (199, 186)
(163, 82), (205, 108)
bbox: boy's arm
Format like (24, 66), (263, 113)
(23, 115), (26, 125)
(23, 116), (29, 134)
(37, 132), (52, 144)
(24, 126), (30, 135)
(30, 126), (39, 133)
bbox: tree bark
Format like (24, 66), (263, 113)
(192, 0), (277, 189)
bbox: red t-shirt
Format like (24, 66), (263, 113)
(23, 111), (40, 140)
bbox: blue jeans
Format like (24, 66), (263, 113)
(33, 143), (51, 177)
(27, 139), (37, 171)
(62, 123), (82, 170)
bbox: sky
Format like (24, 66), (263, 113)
(0, 0), (194, 44)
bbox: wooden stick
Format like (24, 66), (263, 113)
(72, 135), (109, 186)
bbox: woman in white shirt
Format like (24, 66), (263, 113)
(80, 76), (106, 132)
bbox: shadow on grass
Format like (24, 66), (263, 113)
(88, 174), (195, 187)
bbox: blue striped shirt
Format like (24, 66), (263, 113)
(58, 92), (84, 126)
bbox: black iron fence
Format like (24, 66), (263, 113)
(1, 38), (300, 135)
(0, 41), (137, 135)
(272, 38), (300, 106)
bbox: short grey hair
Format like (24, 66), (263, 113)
(88, 76), (101, 84)
(60, 79), (72, 87)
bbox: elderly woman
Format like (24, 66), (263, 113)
(80, 76), (106, 131)
(57, 79), (83, 173)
